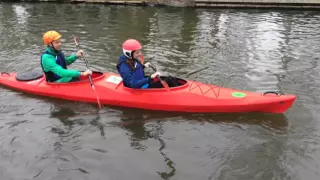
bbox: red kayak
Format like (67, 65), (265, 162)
(0, 71), (296, 113)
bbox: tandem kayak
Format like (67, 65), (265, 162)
(0, 71), (296, 113)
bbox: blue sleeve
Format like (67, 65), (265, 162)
(119, 63), (150, 88)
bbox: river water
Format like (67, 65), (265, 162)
(0, 2), (320, 180)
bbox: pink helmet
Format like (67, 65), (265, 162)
(122, 39), (142, 59)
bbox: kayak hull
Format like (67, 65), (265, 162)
(0, 71), (296, 113)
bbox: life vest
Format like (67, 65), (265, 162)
(133, 60), (149, 88)
(116, 55), (149, 88)
(40, 50), (67, 82)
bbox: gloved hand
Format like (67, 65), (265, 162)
(81, 69), (92, 76)
(76, 50), (84, 57)
(144, 62), (152, 68)
(151, 71), (161, 79)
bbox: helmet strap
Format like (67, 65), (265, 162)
(131, 50), (135, 59)
(50, 42), (59, 53)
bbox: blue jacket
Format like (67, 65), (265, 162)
(116, 55), (150, 88)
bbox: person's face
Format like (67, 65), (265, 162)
(133, 49), (142, 59)
(50, 38), (62, 50)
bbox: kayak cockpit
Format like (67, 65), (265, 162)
(120, 76), (189, 91)
(77, 71), (104, 81)
(156, 76), (188, 88)
(46, 71), (105, 84)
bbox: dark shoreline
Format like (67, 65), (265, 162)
(1, 0), (320, 10)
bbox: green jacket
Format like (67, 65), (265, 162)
(41, 47), (81, 82)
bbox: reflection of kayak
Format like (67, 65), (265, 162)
(0, 71), (296, 113)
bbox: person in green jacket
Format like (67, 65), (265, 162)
(41, 30), (92, 83)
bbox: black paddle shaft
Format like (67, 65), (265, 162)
(73, 36), (94, 87)
(149, 64), (157, 72)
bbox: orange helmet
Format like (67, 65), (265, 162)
(43, 31), (62, 45)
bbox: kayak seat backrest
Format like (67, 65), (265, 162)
(16, 70), (44, 81)
(178, 79), (187, 85)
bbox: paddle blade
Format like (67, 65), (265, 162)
(96, 96), (102, 109)
(160, 79), (170, 91)
(92, 85), (102, 109)
(72, 35), (79, 46)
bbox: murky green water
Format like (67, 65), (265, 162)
(0, 2), (320, 180)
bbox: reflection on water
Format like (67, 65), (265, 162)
(48, 103), (289, 180)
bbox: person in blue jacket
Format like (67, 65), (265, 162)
(116, 39), (162, 89)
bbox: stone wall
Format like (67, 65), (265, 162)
(156, 0), (194, 7)
(69, 0), (194, 7)
(3, 0), (320, 8)
(194, 0), (320, 8)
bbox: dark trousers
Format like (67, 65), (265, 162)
(148, 77), (180, 88)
